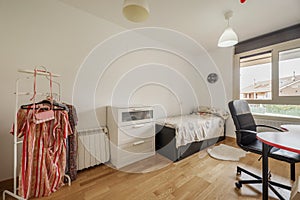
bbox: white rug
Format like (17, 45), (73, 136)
(207, 144), (247, 161)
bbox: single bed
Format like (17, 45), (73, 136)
(155, 110), (227, 161)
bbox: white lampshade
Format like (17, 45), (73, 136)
(123, 0), (149, 23)
(218, 26), (238, 47)
(218, 11), (239, 48)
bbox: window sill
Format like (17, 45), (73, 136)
(253, 113), (300, 122)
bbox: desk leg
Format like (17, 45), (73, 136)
(262, 143), (269, 200)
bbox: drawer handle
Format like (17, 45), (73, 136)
(133, 140), (145, 146)
(133, 124), (145, 128)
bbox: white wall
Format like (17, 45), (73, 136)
(95, 50), (209, 120)
(0, 0), (124, 181)
(208, 48), (235, 137)
(0, 0), (234, 181)
(72, 27), (232, 131)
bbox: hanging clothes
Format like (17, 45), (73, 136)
(64, 103), (78, 181)
(13, 104), (72, 199)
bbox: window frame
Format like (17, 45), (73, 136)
(233, 38), (300, 105)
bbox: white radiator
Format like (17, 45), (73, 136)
(77, 127), (110, 170)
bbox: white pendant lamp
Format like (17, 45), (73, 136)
(123, 0), (150, 23)
(218, 11), (238, 48)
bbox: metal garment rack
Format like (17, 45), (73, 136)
(3, 67), (70, 200)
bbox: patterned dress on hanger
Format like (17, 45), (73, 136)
(13, 105), (72, 199)
(64, 104), (78, 181)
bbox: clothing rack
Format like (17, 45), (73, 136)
(16, 68), (62, 101)
(17, 69), (61, 77)
(3, 67), (70, 200)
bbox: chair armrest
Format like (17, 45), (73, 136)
(256, 124), (284, 132)
(236, 129), (258, 135)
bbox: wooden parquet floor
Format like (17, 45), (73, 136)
(1, 137), (298, 200)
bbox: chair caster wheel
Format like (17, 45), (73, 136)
(235, 182), (242, 189)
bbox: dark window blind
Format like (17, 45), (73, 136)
(235, 24), (300, 54)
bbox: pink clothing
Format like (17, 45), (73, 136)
(13, 105), (72, 199)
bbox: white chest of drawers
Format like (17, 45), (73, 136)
(107, 106), (155, 169)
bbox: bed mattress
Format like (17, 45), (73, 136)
(156, 113), (225, 148)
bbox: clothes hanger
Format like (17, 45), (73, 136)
(20, 67), (67, 111)
(20, 99), (67, 110)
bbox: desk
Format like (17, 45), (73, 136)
(257, 132), (300, 200)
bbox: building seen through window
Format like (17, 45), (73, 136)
(240, 52), (272, 100)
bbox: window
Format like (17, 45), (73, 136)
(250, 104), (300, 118)
(234, 38), (300, 118)
(240, 52), (272, 100)
(279, 47), (300, 97)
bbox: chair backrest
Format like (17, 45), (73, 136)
(228, 100), (257, 145)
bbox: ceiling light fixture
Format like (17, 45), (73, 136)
(218, 11), (239, 48)
(123, 0), (150, 23)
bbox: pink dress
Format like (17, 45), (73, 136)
(13, 105), (72, 199)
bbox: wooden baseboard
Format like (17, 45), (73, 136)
(225, 136), (236, 142)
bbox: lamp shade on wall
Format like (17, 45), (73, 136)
(218, 11), (238, 48)
(123, 0), (150, 22)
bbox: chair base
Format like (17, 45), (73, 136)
(236, 166), (291, 200)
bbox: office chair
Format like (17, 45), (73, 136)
(228, 100), (300, 194)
